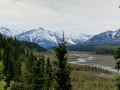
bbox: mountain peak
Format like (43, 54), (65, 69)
(38, 27), (44, 30)
(0, 27), (93, 48)
(84, 29), (120, 45)
(0, 27), (10, 31)
(0, 27), (14, 37)
(116, 29), (120, 32)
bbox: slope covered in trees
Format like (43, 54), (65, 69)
(21, 41), (47, 52)
(0, 33), (50, 89)
(0, 32), (72, 90)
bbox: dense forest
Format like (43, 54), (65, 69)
(66, 45), (115, 55)
(0, 33), (71, 90)
(21, 41), (47, 52)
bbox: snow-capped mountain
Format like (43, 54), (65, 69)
(84, 29), (120, 45)
(16, 27), (93, 47)
(17, 27), (62, 47)
(0, 27), (15, 37)
(0, 27), (93, 48)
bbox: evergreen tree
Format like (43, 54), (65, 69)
(26, 51), (34, 72)
(46, 57), (54, 89)
(31, 55), (46, 90)
(114, 46), (120, 90)
(24, 51), (35, 89)
(14, 58), (22, 82)
(3, 45), (15, 87)
(54, 32), (71, 90)
(25, 52), (46, 90)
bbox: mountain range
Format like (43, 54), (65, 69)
(0, 27), (93, 48)
(84, 29), (120, 45)
(1, 27), (120, 48)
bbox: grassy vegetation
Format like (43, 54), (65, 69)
(71, 70), (116, 90)
(70, 64), (118, 90)
(70, 64), (109, 73)
(32, 50), (119, 90)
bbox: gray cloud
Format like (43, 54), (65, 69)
(0, 0), (120, 35)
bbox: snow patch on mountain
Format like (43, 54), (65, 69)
(0, 27), (14, 37)
(0, 27), (93, 48)
(16, 27), (93, 47)
(84, 29), (120, 45)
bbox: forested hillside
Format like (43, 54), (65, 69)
(0, 33), (53, 89)
(21, 41), (47, 52)
(0, 33), (71, 90)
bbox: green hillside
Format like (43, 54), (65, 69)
(21, 41), (47, 52)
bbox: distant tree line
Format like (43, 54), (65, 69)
(94, 49), (115, 55)
(67, 45), (115, 55)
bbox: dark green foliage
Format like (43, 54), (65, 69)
(67, 45), (97, 52)
(114, 47), (120, 90)
(114, 47), (120, 72)
(114, 47), (120, 60)
(66, 44), (115, 54)
(21, 41), (47, 52)
(46, 57), (54, 89)
(0, 34), (25, 88)
(116, 76), (120, 90)
(54, 32), (72, 90)
(31, 56), (46, 90)
(14, 59), (21, 82)
(95, 49), (115, 55)
(9, 83), (26, 90)
(25, 52), (53, 90)
(3, 45), (15, 86)
(0, 32), (71, 90)
(26, 51), (35, 72)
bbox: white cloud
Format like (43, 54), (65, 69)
(0, 0), (120, 35)
(10, 22), (24, 26)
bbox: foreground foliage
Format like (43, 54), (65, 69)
(71, 70), (116, 90)
(54, 33), (71, 90)
(114, 46), (120, 90)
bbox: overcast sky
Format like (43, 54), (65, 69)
(0, 0), (120, 35)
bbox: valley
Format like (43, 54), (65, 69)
(68, 51), (118, 77)
(43, 50), (118, 75)
(42, 50), (118, 90)
(69, 51), (116, 71)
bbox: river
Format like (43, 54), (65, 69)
(68, 51), (119, 73)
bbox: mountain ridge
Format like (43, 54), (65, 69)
(0, 27), (93, 48)
(1, 27), (120, 48)
(84, 29), (120, 45)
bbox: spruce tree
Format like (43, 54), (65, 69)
(25, 51), (35, 89)
(3, 45), (15, 87)
(54, 32), (71, 90)
(46, 57), (54, 89)
(114, 46), (120, 90)
(31, 55), (46, 90)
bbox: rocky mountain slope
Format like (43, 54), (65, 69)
(84, 29), (120, 45)
(16, 27), (93, 48)
(0, 27), (93, 48)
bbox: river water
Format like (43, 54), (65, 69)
(68, 52), (119, 73)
